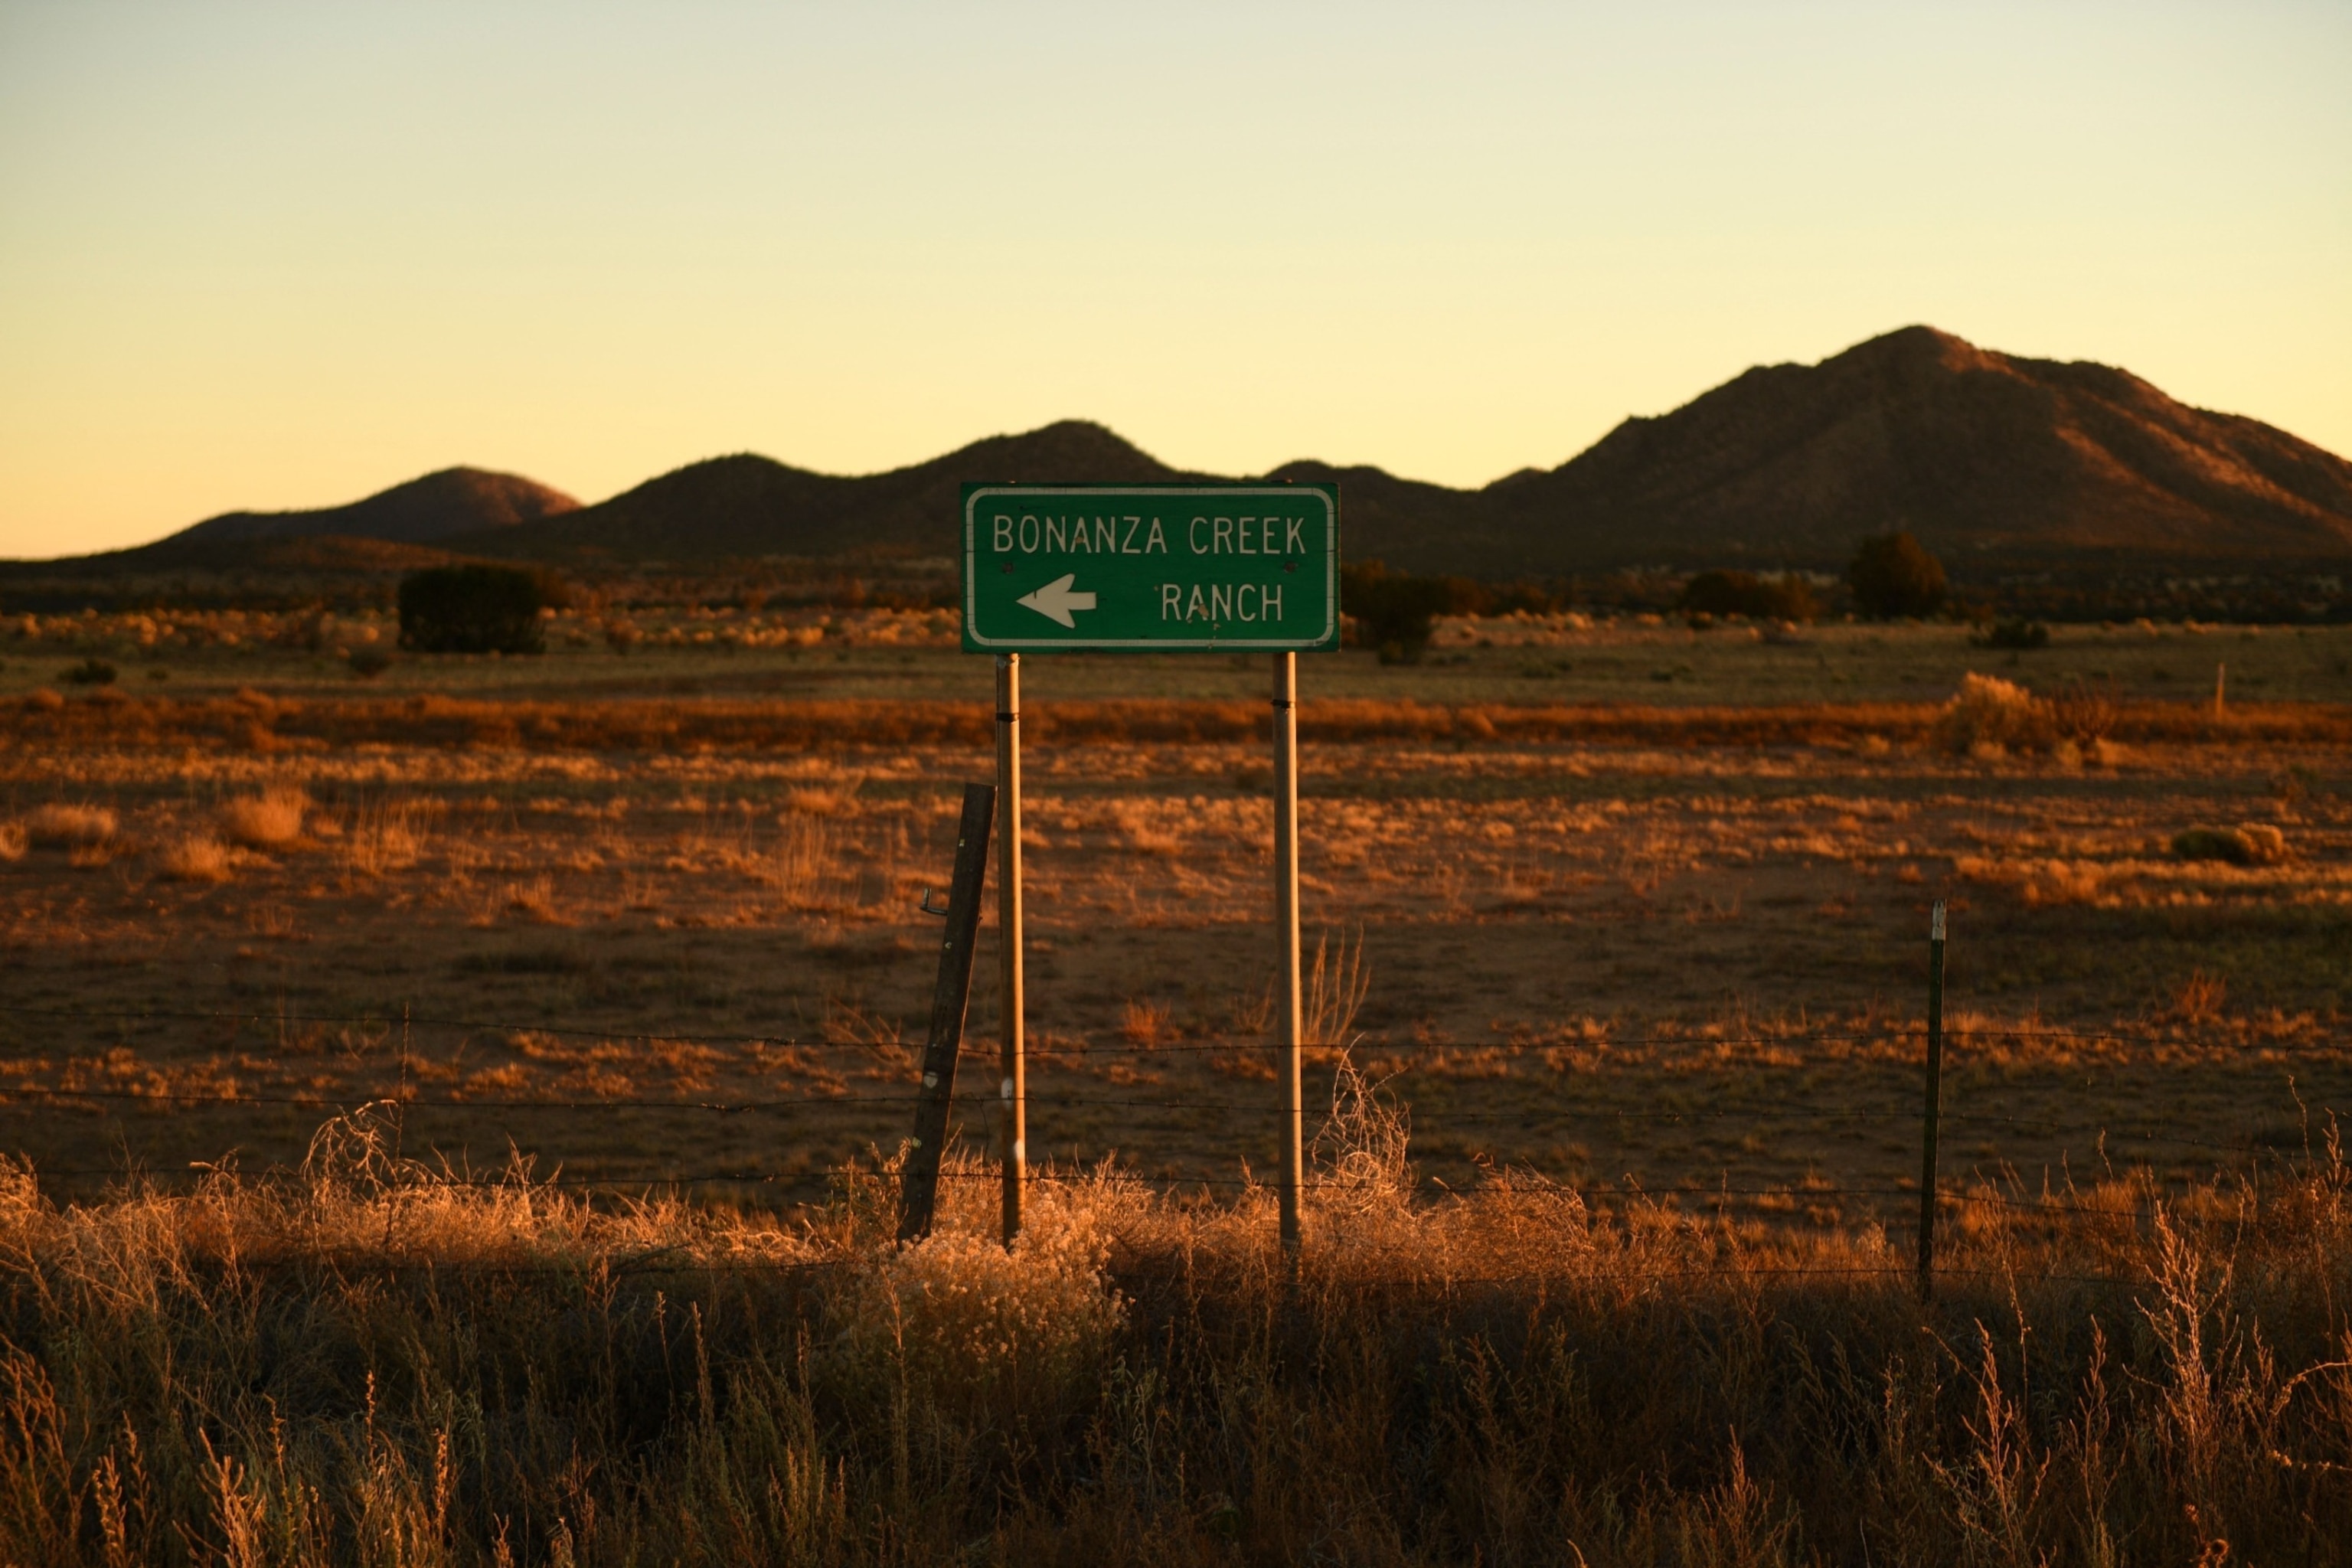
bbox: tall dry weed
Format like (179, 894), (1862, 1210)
(342, 799), (429, 877)
(1309, 1055), (1414, 1221)
(1303, 927), (1370, 1050)
(763, 816), (843, 910)
(1117, 998), (1174, 1048)
(0, 1128), (2345, 1563)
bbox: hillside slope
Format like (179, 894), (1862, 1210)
(175, 467), (579, 550)
(1476, 326), (2352, 573)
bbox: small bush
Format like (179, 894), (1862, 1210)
(60, 657), (116, 685)
(1971, 617), (2050, 650)
(1932, 673), (2054, 754)
(1342, 561), (1481, 662)
(218, 786), (308, 850)
(348, 646), (394, 678)
(156, 833), (234, 883)
(0, 823), (24, 861)
(1848, 531), (1948, 619)
(2171, 824), (2290, 867)
(397, 564), (565, 655)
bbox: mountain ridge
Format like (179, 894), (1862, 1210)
(36, 328), (2352, 577)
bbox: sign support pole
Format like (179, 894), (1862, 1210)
(997, 654), (1026, 1248)
(1273, 652), (1303, 1257)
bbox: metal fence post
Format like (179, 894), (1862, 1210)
(897, 782), (995, 1244)
(1917, 900), (1947, 1301)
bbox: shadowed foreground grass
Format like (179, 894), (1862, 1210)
(0, 1106), (2347, 1565)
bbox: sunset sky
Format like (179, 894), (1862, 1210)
(2, 1), (2346, 558)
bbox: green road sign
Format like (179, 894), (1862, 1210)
(961, 483), (1339, 652)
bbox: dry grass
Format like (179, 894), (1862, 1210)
(216, 784), (307, 849)
(783, 779), (861, 816)
(6, 691), (2349, 756)
(762, 815), (843, 910)
(2174, 967), (2230, 1023)
(341, 799), (430, 877)
(0, 1110), (2344, 1565)
(154, 832), (234, 884)
(0, 822), (23, 861)
(501, 876), (564, 924)
(1117, 998), (1174, 1048)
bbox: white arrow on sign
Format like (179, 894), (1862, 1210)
(1016, 573), (1098, 629)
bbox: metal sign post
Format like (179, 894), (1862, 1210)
(959, 482), (1338, 1259)
(996, 653), (1026, 1247)
(1272, 652), (1303, 1256)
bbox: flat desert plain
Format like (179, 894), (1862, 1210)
(1, 615), (2347, 1230)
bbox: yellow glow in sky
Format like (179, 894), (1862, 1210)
(2, 1), (2347, 558)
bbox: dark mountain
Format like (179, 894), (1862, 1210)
(450, 330), (2349, 577)
(1471, 326), (2352, 574)
(446, 421), (1193, 564)
(171, 468), (580, 551)
(24, 329), (2350, 587)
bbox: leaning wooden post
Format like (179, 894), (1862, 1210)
(1916, 900), (1947, 1301)
(995, 654), (1026, 1248)
(1273, 652), (1304, 1257)
(897, 782), (995, 1244)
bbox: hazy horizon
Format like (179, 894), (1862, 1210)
(4, 1), (2347, 558)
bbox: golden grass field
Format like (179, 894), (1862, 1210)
(0, 619), (2344, 1216)
(0, 616), (2347, 1563)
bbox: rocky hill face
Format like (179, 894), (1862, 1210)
(168, 468), (580, 551)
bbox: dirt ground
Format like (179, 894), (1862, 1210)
(1, 625), (2346, 1227)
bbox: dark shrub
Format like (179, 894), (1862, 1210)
(1678, 570), (1819, 622)
(1848, 532), (1948, 619)
(1341, 561), (1481, 663)
(397, 565), (564, 655)
(61, 658), (116, 685)
(1971, 617), (2050, 650)
(2172, 825), (2288, 867)
(348, 646), (394, 678)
